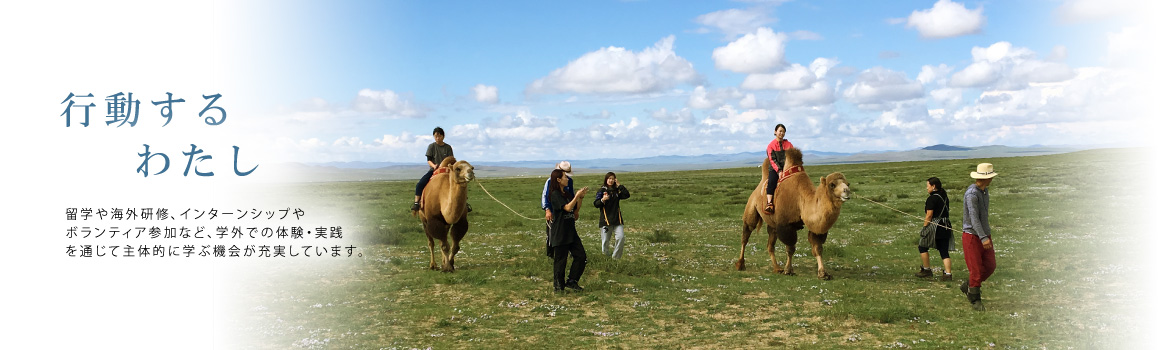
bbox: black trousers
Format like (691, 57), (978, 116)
(918, 229), (952, 259)
(414, 168), (434, 196)
(552, 238), (587, 288)
(766, 168), (779, 196)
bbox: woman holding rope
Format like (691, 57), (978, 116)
(915, 177), (954, 281)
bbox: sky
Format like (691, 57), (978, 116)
(231, 0), (1158, 164)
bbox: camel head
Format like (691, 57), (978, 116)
(820, 172), (851, 203)
(450, 160), (475, 184)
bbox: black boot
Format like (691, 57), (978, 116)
(967, 287), (985, 311)
(960, 281), (968, 295)
(914, 267), (933, 278)
(564, 280), (584, 292)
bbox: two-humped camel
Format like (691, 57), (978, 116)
(412, 156), (475, 272)
(736, 148), (850, 280)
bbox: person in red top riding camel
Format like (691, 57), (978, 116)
(765, 124), (794, 214)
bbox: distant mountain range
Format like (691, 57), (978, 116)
(267, 144), (1086, 182)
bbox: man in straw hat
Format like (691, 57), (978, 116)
(961, 163), (998, 311)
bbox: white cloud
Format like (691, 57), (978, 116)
(945, 67), (1146, 146)
(809, 57), (840, 79)
(906, 0), (986, 39)
(1047, 45), (1068, 62)
(712, 27), (787, 74)
(741, 64), (816, 90)
(650, 107), (696, 124)
(949, 62), (1000, 87)
(694, 8), (775, 40)
(776, 81), (836, 108)
(1107, 26), (1144, 68)
(527, 36), (701, 95)
(949, 42), (1076, 90)
(450, 110), (563, 152)
(1055, 0), (1135, 23)
(739, 93), (758, 109)
(472, 84), (498, 103)
(841, 67), (924, 108)
(788, 30), (823, 40)
(971, 41), (1034, 62)
(373, 131), (428, 149)
(687, 86), (743, 109)
(351, 88), (427, 118)
(917, 64), (954, 86)
(572, 110), (614, 120)
(701, 105), (775, 134)
(930, 87), (963, 107)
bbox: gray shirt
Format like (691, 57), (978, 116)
(425, 142), (453, 169)
(962, 183), (991, 241)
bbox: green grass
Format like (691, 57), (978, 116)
(225, 149), (1149, 349)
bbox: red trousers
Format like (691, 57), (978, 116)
(962, 232), (996, 288)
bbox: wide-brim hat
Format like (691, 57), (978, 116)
(970, 163), (998, 179)
(556, 161), (573, 176)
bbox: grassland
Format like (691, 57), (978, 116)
(226, 149), (1148, 349)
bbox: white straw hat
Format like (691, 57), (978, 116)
(556, 161), (573, 176)
(970, 163), (998, 179)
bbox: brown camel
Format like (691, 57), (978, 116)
(412, 156), (475, 272)
(735, 148), (850, 279)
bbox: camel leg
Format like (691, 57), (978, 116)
(809, 232), (832, 280)
(422, 218), (439, 270)
(425, 233), (438, 270)
(448, 218), (468, 272)
(439, 238), (453, 272)
(765, 224), (783, 274)
(425, 220), (448, 271)
(779, 227), (798, 276)
(737, 211), (758, 271)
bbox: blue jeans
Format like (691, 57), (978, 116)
(414, 168), (435, 197)
(600, 225), (625, 259)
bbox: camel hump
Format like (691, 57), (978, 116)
(785, 148), (803, 167)
(438, 156), (457, 169)
(761, 156), (770, 181)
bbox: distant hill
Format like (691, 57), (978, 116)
(274, 144), (1087, 183)
(922, 144), (974, 151)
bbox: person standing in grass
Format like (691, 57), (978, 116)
(593, 172), (630, 259)
(411, 127), (454, 211)
(916, 177), (955, 281)
(547, 169), (590, 293)
(541, 161), (576, 257)
(961, 163), (998, 311)
(764, 124), (794, 214)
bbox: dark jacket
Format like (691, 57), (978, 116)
(592, 185), (630, 227)
(548, 191), (577, 247)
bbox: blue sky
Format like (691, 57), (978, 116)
(233, 0), (1154, 163)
